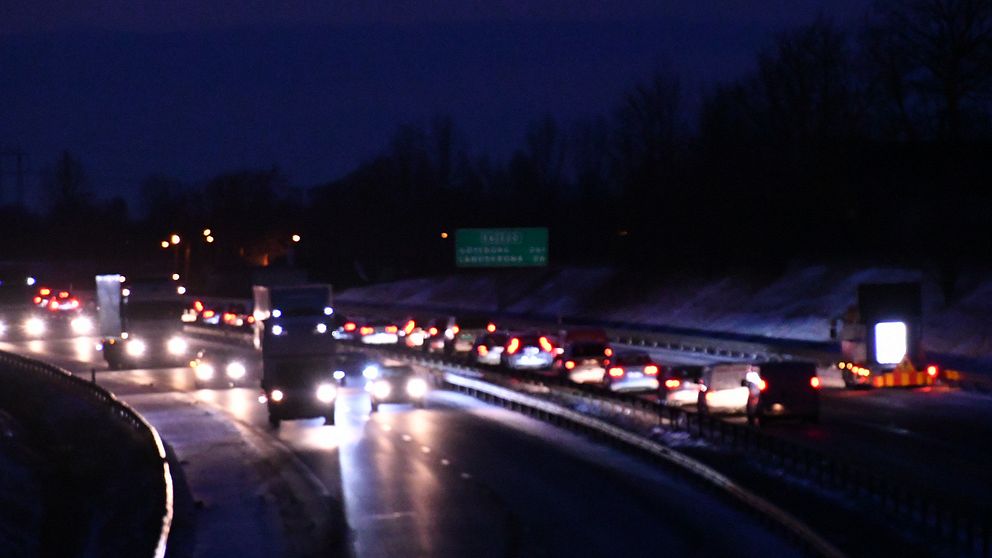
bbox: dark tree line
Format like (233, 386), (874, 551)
(4, 0), (992, 291)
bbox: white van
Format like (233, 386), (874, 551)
(696, 363), (755, 414)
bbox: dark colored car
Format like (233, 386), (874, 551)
(745, 361), (821, 424)
(262, 363), (338, 428)
(367, 364), (428, 412)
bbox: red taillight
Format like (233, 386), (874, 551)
(344, 322), (356, 332)
(58, 291), (69, 299)
(810, 376), (821, 389)
(39, 288), (51, 296)
(223, 312), (236, 322)
(539, 336), (554, 353)
(69, 299), (79, 309)
(202, 310), (216, 319)
(194, 300), (204, 312)
(429, 327), (438, 336)
(507, 338), (521, 354)
(604, 347), (613, 357)
(565, 360), (576, 370)
(926, 365), (938, 378)
(486, 323), (496, 333)
(478, 345), (488, 356)
(247, 315), (255, 324)
(664, 378), (681, 389)
(385, 325), (398, 334)
(49, 300), (58, 310)
(451, 325), (460, 335)
(360, 326), (374, 336)
(404, 320), (416, 335)
(758, 379), (768, 391)
(33, 296), (41, 304)
(644, 364), (659, 376)
(608, 367), (624, 378)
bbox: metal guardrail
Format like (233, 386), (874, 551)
(357, 343), (992, 558)
(0, 350), (174, 558)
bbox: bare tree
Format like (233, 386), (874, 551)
(872, 0), (992, 141)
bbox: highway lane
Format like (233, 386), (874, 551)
(2, 335), (803, 557)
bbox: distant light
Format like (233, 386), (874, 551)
(316, 323), (328, 334)
(271, 325), (284, 336)
(26, 276), (36, 286)
(170, 234), (181, 245)
(160, 241), (170, 249)
(171, 273), (180, 281)
(291, 234), (301, 243)
(202, 228), (212, 237)
(874, 321), (908, 365)
(323, 306), (333, 316)
(122, 288), (131, 297)
(206, 235), (215, 243)
(926, 365), (938, 378)
(177, 286), (187, 295)
(118, 275), (126, 283)
(272, 309), (282, 318)
(440, 231), (449, 239)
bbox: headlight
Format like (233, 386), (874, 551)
(316, 383), (337, 403)
(195, 363), (216, 381)
(225, 361), (247, 380)
(372, 379), (391, 399)
(24, 317), (45, 336)
(125, 339), (147, 357)
(362, 365), (379, 379)
(316, 323), (328, 334)
(0, 321), (6, 336)
(271, 325), (284, 336)
(406, 377), (428, 398)
(333, 370), (346, 380)
(270, 389), (284, 402)
(166, 336), (188, 355)
(70, 316), (94, 335)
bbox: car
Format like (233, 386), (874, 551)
(332, 316), (361, 340)
(421, 316), (457, 353)
(744, 361), (821, 424)
(472, 331), (509, 366)
(449, 317), (497, 354)
(365, 364), (429, 412)
(602, 351), (660, 392)
(696, 363), (751, 415)
(358, 318), (400, 344)
(659, 365), (704, 406)
(555, 340), (611, 383)
(262, 366), (338, 428)
(500, 333), (556, 370)
(190, 349), (251, 389)
(329, 352), (378, 386)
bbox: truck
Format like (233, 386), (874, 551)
(96, 274), (191, 369)
(253, 283), (338, 428)
(834, 282), (938, 388)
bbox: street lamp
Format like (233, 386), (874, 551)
(291, 234), (301, 243)
(160, 240), (170, 249)
(206, 235), (215, 243)
(202, 228), (211, 237)
(170, 234), (181, 245)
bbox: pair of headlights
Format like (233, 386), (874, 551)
(195, 360), (247, 382)
(267, 383), (337, 404)
(369, 377), (428, 399)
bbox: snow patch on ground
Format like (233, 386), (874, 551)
(339, 264), (992, 362)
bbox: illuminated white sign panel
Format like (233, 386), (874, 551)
(874, 321), (907, 365)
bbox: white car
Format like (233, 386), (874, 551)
(501, 334), (556, 370)
(603, 351), (660, 392)
(473, 332), (509, 366)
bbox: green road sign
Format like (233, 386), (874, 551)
(455, 228), (548, 267)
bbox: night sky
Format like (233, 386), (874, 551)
(1, 1), (871, 208)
